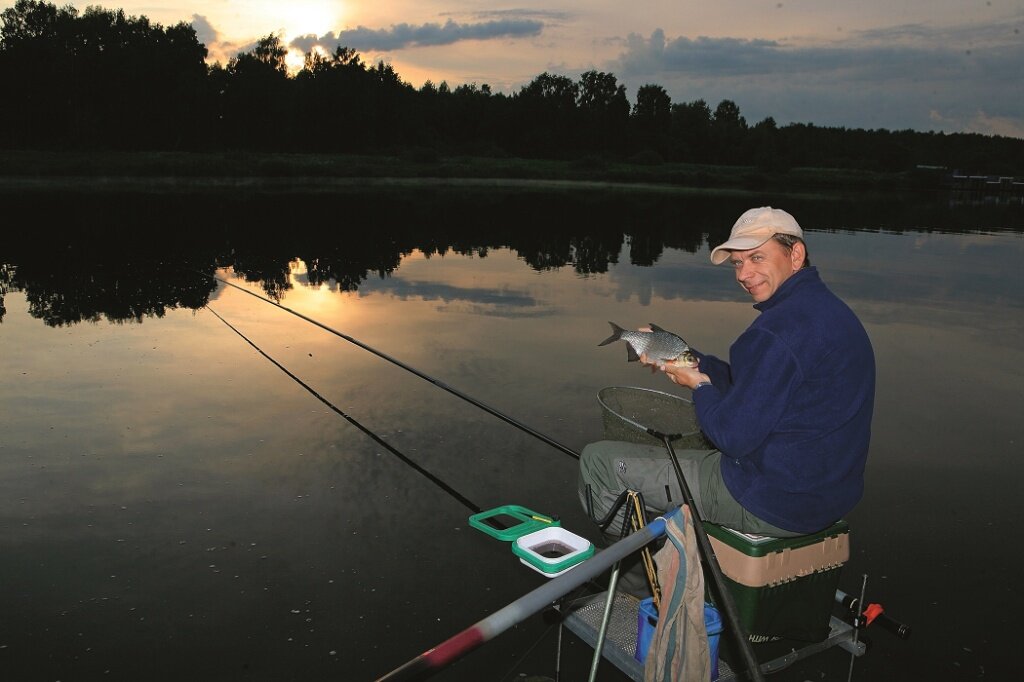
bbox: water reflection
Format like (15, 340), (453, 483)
(2, 186), (1022, 328)
(1, 186), (1023, 681)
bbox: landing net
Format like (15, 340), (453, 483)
(597, 386), (712, 450)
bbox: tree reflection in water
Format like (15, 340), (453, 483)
(1, 185), (1020, 327)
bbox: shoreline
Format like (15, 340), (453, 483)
(0, 174), (765, 199)
(0, 149), (928, 195)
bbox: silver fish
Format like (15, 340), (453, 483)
(598, 322), (697, 367)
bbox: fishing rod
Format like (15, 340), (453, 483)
(836, 588), (912, 640)
(208, 301), (611, 644)
(377, 515), (670, 682)
(205, 305), (483, 515)
(206, 272), (581, 461)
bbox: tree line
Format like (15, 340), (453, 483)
(2, 0), (1021, 174)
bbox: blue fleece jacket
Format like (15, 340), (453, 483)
(693, 267), (875, 534)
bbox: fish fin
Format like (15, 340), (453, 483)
(650, 322), (688, 346)
(626, 345), (640, 362)
(598, 321), (625, 347)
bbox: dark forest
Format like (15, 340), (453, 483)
(1, 0), (1022, 176)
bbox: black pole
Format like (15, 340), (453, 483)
(212, 275), (580, 460)
(661, 435), (765, 682)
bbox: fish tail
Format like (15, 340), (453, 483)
(597, 321), (625, 346)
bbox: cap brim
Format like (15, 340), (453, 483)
(710, 235), (773, 264)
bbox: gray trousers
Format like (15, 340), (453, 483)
(577, 440), (803, 538)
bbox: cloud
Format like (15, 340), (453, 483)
(931, 110), (1024, 139)
(290, 18), (543, 54)
(189, 14), (218, 47)
(357, 278), (555, 318)
(616, 29), (970, 82)
(609, 20), (1024, 136)
(191, 13), (247, 65)
(467, 9), (570, 22)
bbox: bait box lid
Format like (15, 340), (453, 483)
(468, 505), (559, 542)
(512, 526), (594, 577)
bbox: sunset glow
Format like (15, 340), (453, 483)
(258, 0), (346, 39)
(252, 1), (345, 72)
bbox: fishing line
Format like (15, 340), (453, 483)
(205, 271), (581, 461)
(497, 621), (560, 682)
(208, 292), (617, 657)
(205, 304), (483, 514)
(208, 305), (613, 621)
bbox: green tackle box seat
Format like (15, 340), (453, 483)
(703, 519), (849, 642)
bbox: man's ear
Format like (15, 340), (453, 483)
(791, 241), (806, 270)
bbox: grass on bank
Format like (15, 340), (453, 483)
(0, 149), (918, 193)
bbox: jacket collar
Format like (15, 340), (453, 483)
(753, 266), (820, 312)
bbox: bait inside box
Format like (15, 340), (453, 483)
(512, 526), (594, 578)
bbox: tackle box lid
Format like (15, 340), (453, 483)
(702, 519), (849, 557)
(703, 520), (850, 588)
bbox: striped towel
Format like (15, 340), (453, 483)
(643, 505), (711, 682)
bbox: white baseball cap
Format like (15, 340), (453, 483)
(710, 206), (803, 265)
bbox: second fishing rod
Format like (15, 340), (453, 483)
(210, 273), (581, 461)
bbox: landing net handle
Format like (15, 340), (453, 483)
(597, 385), (764, 682)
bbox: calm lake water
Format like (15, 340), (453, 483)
(1, 183), (1022, 681)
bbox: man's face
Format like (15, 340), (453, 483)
(727, 238), (805, 303)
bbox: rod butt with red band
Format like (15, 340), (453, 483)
(377, 517), (669, 681)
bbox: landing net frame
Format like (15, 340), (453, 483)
(597, 386), (712, 449)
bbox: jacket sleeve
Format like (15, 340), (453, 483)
(692, 350), (733, 389)
(694, 328), (803, 459)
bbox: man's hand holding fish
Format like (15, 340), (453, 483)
(638, 349), (710, 389)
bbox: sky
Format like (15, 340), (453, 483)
(10, 1), (1024, 138)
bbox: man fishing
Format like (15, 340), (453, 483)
(579, 206), (876, 545)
